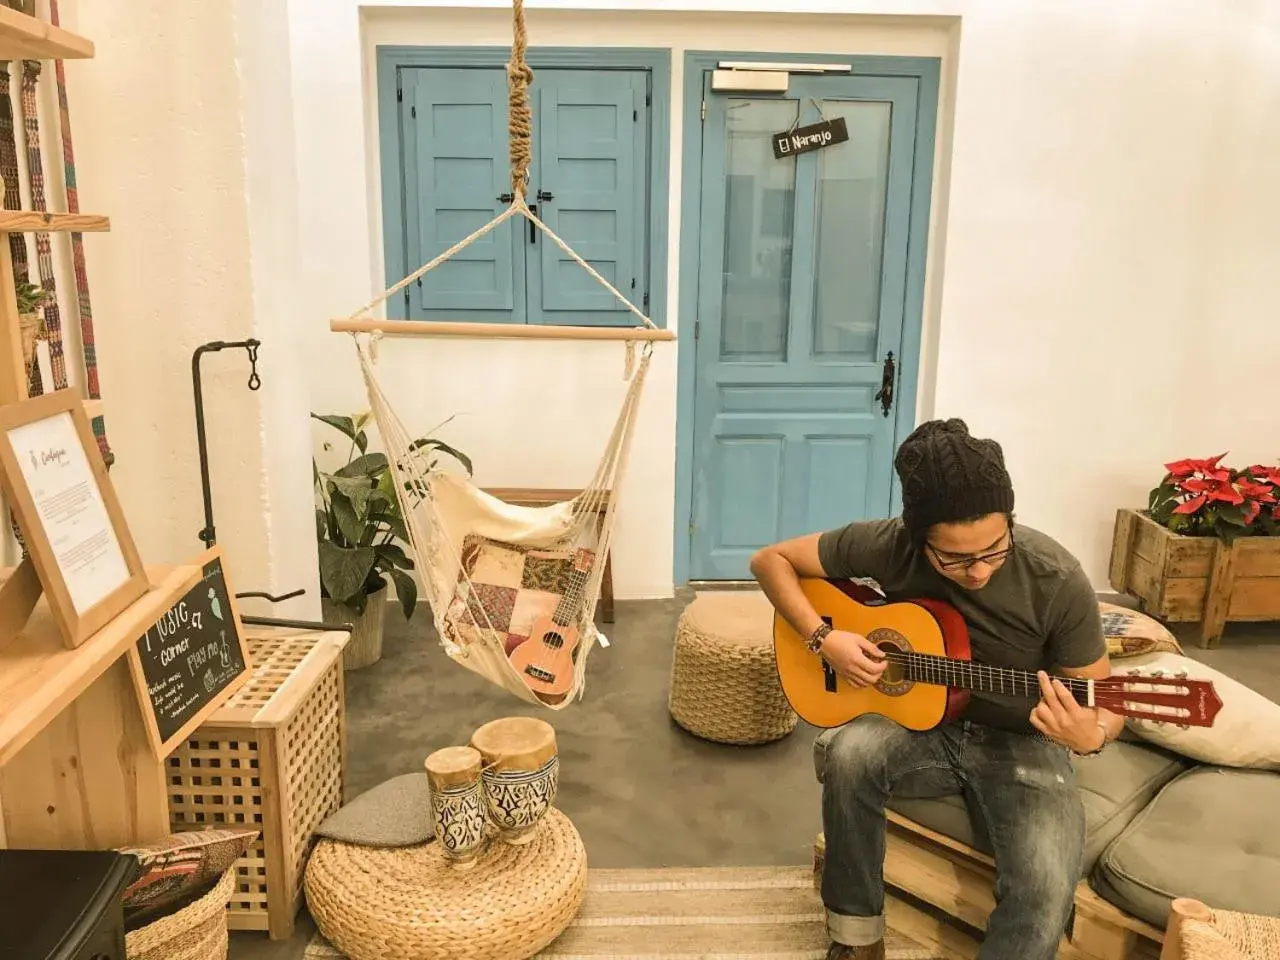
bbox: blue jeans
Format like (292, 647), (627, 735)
(817, 715), (1084, 960)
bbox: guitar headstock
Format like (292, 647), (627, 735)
(571, 547), (596, 574)
(1095, 671), (1224, 728)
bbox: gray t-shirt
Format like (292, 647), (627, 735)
(816, 518), (1105, 735)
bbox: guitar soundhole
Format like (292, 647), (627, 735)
(543, 631), (565, 650)
(865, 627), (913, 697)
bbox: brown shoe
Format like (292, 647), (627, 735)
(825, 941), (885, 960)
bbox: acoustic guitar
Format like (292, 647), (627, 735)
(773, 578), (1223, 731)
(508, 547), (595, 701)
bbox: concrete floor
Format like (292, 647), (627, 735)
(229, 594), (1280, 959)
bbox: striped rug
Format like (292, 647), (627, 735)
(305, 865), (946, 959)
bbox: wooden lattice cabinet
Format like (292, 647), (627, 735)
(166, 628), (348, 939)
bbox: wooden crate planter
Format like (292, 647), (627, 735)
(166, 627), (349, 940)
(814, 816), (1164, 960)
(1109, 508), (1280, 647)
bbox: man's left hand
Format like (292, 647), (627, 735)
(1029, 671), (1104, 753)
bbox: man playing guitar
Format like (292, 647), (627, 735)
(751, 418), (1120, 960)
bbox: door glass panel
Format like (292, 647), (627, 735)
(719, 98), (798, 361)
(811, 100), (891, 359)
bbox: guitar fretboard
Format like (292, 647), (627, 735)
(552, 566), (591, 625)
(886, 651), (1093, 704)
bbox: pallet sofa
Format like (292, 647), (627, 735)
(812, 713), (1280, 959)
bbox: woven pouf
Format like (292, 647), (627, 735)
(304, 806), (587, 960)
(668, 591), (798, 744)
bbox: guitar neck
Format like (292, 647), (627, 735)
(894, 652), (1094, 706)
(551, 569), (590, 625)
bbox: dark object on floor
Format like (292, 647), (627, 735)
(0, 848), (140, 960)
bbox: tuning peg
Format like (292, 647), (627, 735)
(1175, 670), (1188, 679)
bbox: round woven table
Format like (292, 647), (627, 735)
(667, 591), (798, 744)
(304, 806), (587, 960)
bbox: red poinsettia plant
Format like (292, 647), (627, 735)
(1148, 454), (1280, 542)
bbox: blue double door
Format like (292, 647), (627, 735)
(687, 69), (931, 579)
(395, 66), (651, 325)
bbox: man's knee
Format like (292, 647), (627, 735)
(816, 715), (904, 791)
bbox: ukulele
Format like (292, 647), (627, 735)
(508, 547), (595, 702)
(774, 578), (1223, 731)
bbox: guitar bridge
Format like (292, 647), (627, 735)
(524, 665), (556, 684)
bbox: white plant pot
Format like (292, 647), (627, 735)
(322, 585), (387, 670)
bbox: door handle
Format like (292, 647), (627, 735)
(874, 351), (895, 418)
(528, 203), (537, 243)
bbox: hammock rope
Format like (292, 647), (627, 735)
(337, 0), (665, 708)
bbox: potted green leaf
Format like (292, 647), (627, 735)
(313, 411), (471, 669)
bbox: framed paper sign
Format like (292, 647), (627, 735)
(0, 388), (148, 647)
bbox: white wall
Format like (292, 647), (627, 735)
(60, 0), (1280, 604)
(64, 0), (316, 619)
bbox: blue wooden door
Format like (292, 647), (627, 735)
(688, 72), (925, 579)
(528, 69), (649, 326)
(399, 66), (650, 326)
(403, 67), (523, 323)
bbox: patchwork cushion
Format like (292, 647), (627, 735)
(117, 828), (258, 926)
(1091, 767), (1280, 927)
(813, 729), (1188, 875)
(1098, 601), (1183, 659)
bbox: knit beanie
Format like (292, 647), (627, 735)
(894, 418), (1014, 541)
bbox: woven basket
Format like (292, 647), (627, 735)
(125, 867), (235, 960)
(667, 591), (798, 745)
(305, 806), (586, 960)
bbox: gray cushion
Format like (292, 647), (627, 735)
(314, 773), (434, 847)
(813, 727), (1188, 875)
(1090, 767), (1280, 927)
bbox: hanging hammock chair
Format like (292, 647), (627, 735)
(331, 0), (674, 710)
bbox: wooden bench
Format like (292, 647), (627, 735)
(813, 815), (1165, 960)
(481, 487), (615, 623)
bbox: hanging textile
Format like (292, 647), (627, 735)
(333, 0), (669, 709)
(19, 59), (69, 394)
(49, 0), (111, 465)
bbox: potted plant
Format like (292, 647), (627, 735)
(1110, 454), (1280, 647)
(313, 411), (471, 669)
(15, 280), (50, 372)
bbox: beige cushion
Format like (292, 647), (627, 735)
(1119, 651), (1280, 771)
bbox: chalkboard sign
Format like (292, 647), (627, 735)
(127, 546), (251, 755)
(772, 116), (849, 159)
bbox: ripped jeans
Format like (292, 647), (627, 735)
(816, 715), (1084, 960)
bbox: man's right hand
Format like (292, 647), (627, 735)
(818, 630), (887, 688)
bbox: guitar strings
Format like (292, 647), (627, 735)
(872, 649), (1093, 700)
(529, 561), (593, 682)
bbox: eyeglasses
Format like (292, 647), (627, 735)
(926, 530), (1015, 571)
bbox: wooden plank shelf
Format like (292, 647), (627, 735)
(0, 7), (94, 61)
(0, 563), (201, 767)
(0, 212), (108, 233)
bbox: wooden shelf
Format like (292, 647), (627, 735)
(0, 563), (201, 767)
(0, 7), (93, 61)
(0, 212), (108, 233)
